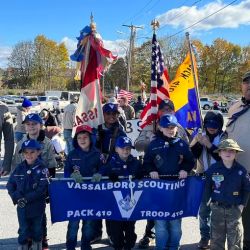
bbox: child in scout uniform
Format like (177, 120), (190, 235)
(94, 136), (142, 250)
(64, 125), (101, 250)
(190, 111), (224, 249)
(204, 139), (250, 250)
(143, 114), (195, 250)
(7, 139), (49, 250)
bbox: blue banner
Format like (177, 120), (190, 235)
(49, 177), (204, 223)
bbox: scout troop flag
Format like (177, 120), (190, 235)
(169, 52), (202, 130)
(140, 33), (170, 128)
(71, 19), (117, 130)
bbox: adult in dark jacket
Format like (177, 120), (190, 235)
(133, 96), (145, 118)
(40, 109), (58, 127)
(96, 103), (127, 163)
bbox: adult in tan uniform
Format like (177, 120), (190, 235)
(226, 71), (250, 250)
(0, 101), (14, 176)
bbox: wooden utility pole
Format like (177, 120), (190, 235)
(122, 24), (143, 91)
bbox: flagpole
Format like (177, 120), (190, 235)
(185, 32), (203, 129)
(151, 19), (160, 133)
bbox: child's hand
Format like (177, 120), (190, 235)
(179, 170), (188, 179)
(91, 173), (102, 182)
(200, 136), (212, 148)
(70, 171), (83, 183)
(150, 171), (159, 179)
(238, 205), (244, 213)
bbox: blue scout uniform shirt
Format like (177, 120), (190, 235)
(7, 159), (49, 218)
(205, 160), (250, 206)
(100, 153), (142, 178)
(143, 135), (195, 176)
(64, 146), (101, 178)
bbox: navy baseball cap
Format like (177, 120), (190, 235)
(115, 136), (134, 148)
(103, 103), (119, 113)
(159, 114), (178, 128)
(19, 139), (41, 153)
(204, 119), (219, 129)
(22, 113), (43, 124)
(158, 99), (175, 111)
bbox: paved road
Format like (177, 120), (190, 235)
(0, 173), (200, 250)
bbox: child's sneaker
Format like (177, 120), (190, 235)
(197, 238), (210, 249)
(42, 237), (49, 250)
(138, 233), (155, 249)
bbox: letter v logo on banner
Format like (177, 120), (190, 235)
(113, 191), (143, 219)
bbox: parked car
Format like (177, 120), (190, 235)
(199, 97), (213, 110)
(38, 96), (60, 111)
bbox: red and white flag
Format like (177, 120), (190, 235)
(117, 89), (134, 102)
(71, 25), (117, 131)
(140, 34), (170, 129)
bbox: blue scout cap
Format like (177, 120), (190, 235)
(159, 114), (178, 128)
(204, 119), (220, 129)
(22, 113), (43, 124)
(19, 139), (41, 153)
(22, 97), (32, 108)
(115, 136), (134, 148)
(103, 103), (119, 113)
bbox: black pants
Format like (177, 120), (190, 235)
(42, 167), (55, 241)
(109, 220), (137, 249)
(144, 220), (155, 237)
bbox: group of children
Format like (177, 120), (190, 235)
(6, 101), (250, 250)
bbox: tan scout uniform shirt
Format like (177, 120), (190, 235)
(226, 100), (250, 172)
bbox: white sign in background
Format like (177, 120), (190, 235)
(125, 119), (143, 157)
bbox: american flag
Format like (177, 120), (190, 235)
(117, 89), (134, 102)
(140, 33), (170, 128)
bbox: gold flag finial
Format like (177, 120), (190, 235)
(151, 19), (160, 34)
(90, 12), (96, 31)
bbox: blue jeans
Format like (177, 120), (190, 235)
(17, 207), (43, 245)
(63, 129), (73, 154)
(66, 220), (96, 250)
(155, 219), (182, 250)
(199, 201), (211, 240)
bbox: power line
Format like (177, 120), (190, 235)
(163, 0), (202, 24)
(120, 0), (154, 27)
(166, 0), (239, 39)
(142, 0), (202, 40)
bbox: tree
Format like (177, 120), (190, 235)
(132, 40), (151, 91)
(199, 39), (241, 93)
(104, 57), (127, 93)
(33, 35), (69, 91)
(8, 41), (34, 88)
